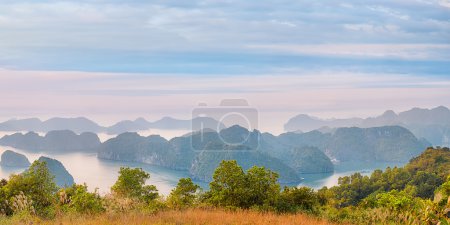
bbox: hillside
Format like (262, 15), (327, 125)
(406, 146), (450, 180)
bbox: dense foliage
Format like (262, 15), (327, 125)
(58, 184), (104, 214)
(0, 147), (449, 225)
(166, 178), (199, 209)
(111, 167), (158, 203)
(1, 161), (58, 217)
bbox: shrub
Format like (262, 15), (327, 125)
(111, 167), (158, 203)
(167, 178), (200, 209)
(3, 161), (57, 217)
(277, 186), (319, 213)
(58, 184), (104, 214)
(205, 160), (281, 209)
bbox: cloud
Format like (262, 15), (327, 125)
(246, 44), (450, 60)
(439, 0), (450, 8)
(0, 1), (448, 132)
(0, 0), (448, 67)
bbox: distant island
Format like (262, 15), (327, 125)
(0, 116), (224, 135)
(98, 125), (427, 183)
(0, 150), (30, 167)
(285, 106), (450, 146)
(0, 130), (101, 153)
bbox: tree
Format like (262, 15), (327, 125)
(246, 166), (280, 208)
(58, 184), (104, 214)
(111, 167), (158, 203)
(4, 160), (58, 217)
(167, 178), (200, 209)
(375, 190), (416, 211)
(206, 160), (281, 209)
(409, 171), (443, 199)
(277, 186), (319, 213)
(207, 160), (247, 208)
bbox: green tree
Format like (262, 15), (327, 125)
(207, 160), (247, 208)
(58, 184), (104, 214)
(4, 160), (58, 217)
(246, 166), (280, 208)
(167, 178), (200, 209)
(206, 160), (282, 209)
(277, 186), (319, 213)
(111, 167), (158, 203)
(375, 190), (416, 211)
(409, 171), (443, 199)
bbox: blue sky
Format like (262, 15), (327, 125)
(1, 0), (449, 74)
(0, 0), (449, 133)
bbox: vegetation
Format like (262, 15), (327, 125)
(166, 178), (199, 209)
(0, 147), (449, 224)
(111, 167), (158, 203)
(0, 208), (337, 225)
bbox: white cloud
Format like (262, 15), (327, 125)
(343, 23), (399, 33)
(367, 5), (410, 20)
(439, 0), (450, 8)
(246, 44), (450, 60)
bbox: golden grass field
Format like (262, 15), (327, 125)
(2, 209), (342, 225)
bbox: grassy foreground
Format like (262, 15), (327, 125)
(1, 209), (340, 225)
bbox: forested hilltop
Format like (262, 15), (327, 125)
(0, 147), (449, 225)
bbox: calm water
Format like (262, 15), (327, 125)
(0, 146), (205, 196)
(0, 145), (404, 196)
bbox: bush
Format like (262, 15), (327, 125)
(205, 160), (281, 209)
(3, 161), (57, 217)
(277, 186), (318, 213)
(374, 190), (416, 211)
(58, 184), (104, 214)
(111, 167), (158, 203)
(167, 178), (199, 209)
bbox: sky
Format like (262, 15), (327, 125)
(0, 0), (449, 133)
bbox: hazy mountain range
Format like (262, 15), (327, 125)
(285, 106), (450, 146)
(0, 117), (224, 134)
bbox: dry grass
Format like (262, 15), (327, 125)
(4, 209), (342, 225)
